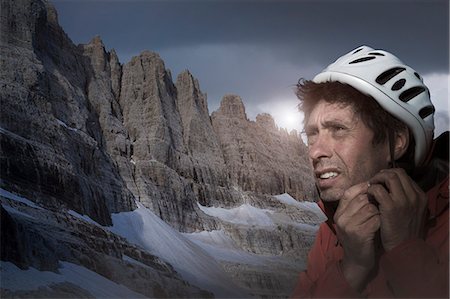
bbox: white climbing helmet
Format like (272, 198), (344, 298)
(313, 45), (435, 166)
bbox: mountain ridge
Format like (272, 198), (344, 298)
(0, 0), (321, 297)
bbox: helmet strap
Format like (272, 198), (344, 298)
(388, 129), (397, 168)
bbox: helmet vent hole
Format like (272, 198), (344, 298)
(349, 56), (376, 64)
(353, 48), (364, 54)
(414, 72), (421, 80)
(399, 86), (426, 102)
(419, 106), (435, 119)
(375, 67), (406, 85)
(368, 52), (385, 56)
(391, 79), (406, 91)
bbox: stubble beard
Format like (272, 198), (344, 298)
(318, 163), (380, 202)
(318, 185), (345, 202)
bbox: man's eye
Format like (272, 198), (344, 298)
(331, 126), (347, 135)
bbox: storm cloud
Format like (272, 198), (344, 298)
(52, 0), (449, 134)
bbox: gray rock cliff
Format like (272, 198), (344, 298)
(212, 95), (316, 201)
(0, 0), (135, 226)
(0, 0), (319, 297)
(118, 51), (217, 232)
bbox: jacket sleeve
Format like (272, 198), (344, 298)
(291, 224), (361, 298)
(379, 178), (449, 299)
(379, 236), (449, 298)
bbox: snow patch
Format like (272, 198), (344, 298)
(56, 118), (78, 132)
(54, 119), (97, 146)
(0, 188), (42, 210)
(1, 261), (145, 298)
(183, 229), (237, 250)
(184, 230), (267, 265)
(274, 193), (326, 220)
(291, 222), (322, 232)
(108, 202), (246, 298)
(1, 204), (37, 219)
(68, 210), (101, 227)
(198, 203), (275, 226)
(122, 255), (151, 269)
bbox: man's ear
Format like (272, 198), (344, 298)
(394, 127), (410, 160)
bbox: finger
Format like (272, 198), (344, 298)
(342, 182), (371, 201)
(360, 212), (381, 233)
(337, 213), (380, 235)
(367, 183), (393, 209)
(387, 169), (418, 201)
(336, 182), (370, 214)
(339, 195), (368, 217)
(369, 169), (407, 203)
(351, 201), (380, 225)
(335, 195), (379, 225)
(394, 169), (426, 200)
(335, 187), (369, 220)
(336, 205), (380, 236)
(400, 172), (428, 212)
(371, 169), (423, 207)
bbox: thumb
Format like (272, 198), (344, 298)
(336, 182), (370, 215)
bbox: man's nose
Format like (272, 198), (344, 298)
(308, 133), (333, 162)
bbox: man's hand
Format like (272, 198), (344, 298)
(368, 168), (428, 251)
(334, 182), (381, 292)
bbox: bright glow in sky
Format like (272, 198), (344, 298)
(257, 98), (304, 133)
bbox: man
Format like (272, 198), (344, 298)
(292, 46), (449, 298)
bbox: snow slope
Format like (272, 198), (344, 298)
(2, 188), (323, 298)
(0, 188), (42, 210)
(1, 261), (146, 298)
(198, 202), (274, 226)
(108, 202), (248, 298)
(274, 193), (326, 220)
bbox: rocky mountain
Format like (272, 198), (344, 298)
(211, 95), (315, 201)
(0, 0), (322, 297)
(0, 0), (136, 227)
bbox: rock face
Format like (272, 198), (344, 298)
(0, 0), (135, 226)
(175, 71), (231, 205)
(212, 95), (316, 201)
(0, 0), (320, 297)
(118, 51), (200, 231)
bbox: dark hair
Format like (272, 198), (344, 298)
(296, 79), (415, 166)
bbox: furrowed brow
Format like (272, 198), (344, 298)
(322, 120), (348, 129)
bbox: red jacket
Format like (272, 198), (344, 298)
(292, 176), (449, 298)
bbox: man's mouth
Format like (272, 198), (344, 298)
(315, 169), (341, 189)
(319, 172), (338, 179)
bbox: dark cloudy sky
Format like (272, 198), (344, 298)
(52, 0), (449, 135)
